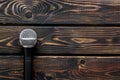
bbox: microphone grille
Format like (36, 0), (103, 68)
(19, 29), (37, 48)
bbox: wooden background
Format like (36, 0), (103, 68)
(0, 26), (119, 54)
(0, 0), (120, 80)
(1, 56), (120, 80)
(0, 56), (23, 80)
(34, 56), (120, 80)
(0, 0), (119, 24)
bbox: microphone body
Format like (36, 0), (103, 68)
(24, 48), (32, 80)
(19, 29), (37, 80)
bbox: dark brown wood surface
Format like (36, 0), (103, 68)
(0, 1), (120, 80)
(0, 26), (120, 54)
(0, 56), (23, 80)
(0, 0), (119, 24)
(34, 56), (120, 80)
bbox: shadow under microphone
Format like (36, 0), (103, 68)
(19, 29), (37, 80)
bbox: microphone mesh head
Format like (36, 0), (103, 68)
(19, 29), (37, 48)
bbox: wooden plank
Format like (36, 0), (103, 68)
(34, 56), (120, 80)
(0, 0), (120, 24)
(38, 27), (120, 54)
(0, 26), (120, 54)
(0, 56), (23, 80)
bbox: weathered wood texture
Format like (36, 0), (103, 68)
(0, 26), (119, 54)
(0, 56), (23, 80)
(34, 56), (120, 80)
(2, 56), (120, 80)
(0, 0), (120, 24)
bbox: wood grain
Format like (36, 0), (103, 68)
(0, 56), (23, 80)
(34, 56), (120, 80)
(0, 0), (119, 24)
(0, 26), (120, 54)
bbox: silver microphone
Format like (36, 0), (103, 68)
(19, 29), (37, 80)
(19, 29), (37, 48)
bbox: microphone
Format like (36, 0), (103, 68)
(19, 29), (37, 80)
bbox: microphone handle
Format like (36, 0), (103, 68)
(24, 48), (32, 80)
